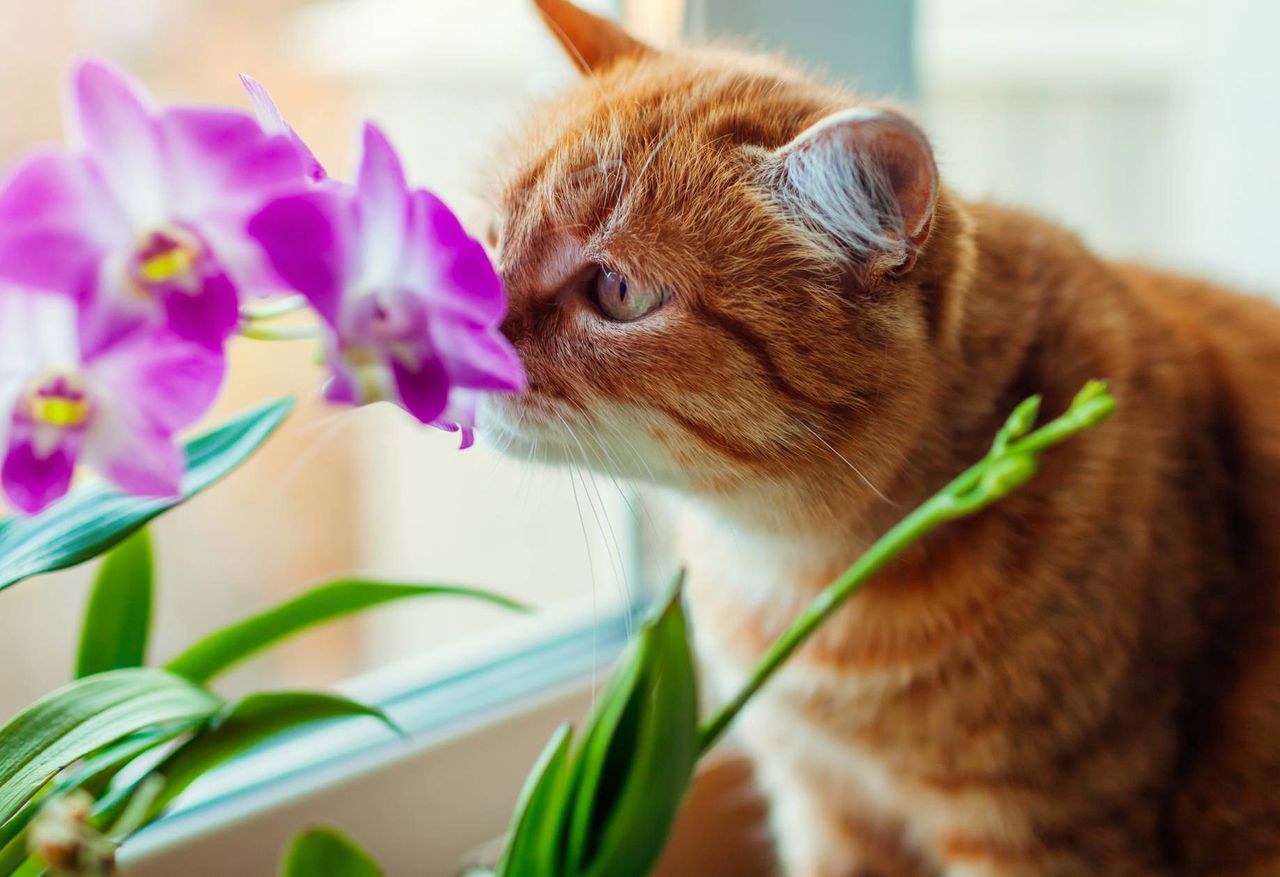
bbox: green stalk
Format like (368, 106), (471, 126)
(696, 381), (1116, 755)
(236, 324), (320, 342)
(239, 294), (309, 322)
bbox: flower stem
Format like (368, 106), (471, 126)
(237, 324), (319, 342)
(695, 380), (1117, 756)
(239, 294), (309, 322)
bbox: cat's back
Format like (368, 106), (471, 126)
(1116, 260), (1280, 508)
(1111, 260), (1280, 871)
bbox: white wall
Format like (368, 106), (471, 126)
(920, 0), (1280, 296)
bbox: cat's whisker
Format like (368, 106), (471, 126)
(600, 414), (660, 485)
(556, 411), (633, 628)
(265, 409), (353, 514)
(795, 419), (896, 506)
(578, 424), (648, 608)
(563, 459), (603, 704)
(591, 418), (663, 537)
(582, 422), (644, 523)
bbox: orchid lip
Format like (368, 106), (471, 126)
(25, 371), (92, 429)
(128, 225), (207, 296)
(339, 347), (393, 404)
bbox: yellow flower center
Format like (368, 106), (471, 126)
(137, 245), (198, 285)
(26, 374), (91, 428)
(131, 226), (204, 294)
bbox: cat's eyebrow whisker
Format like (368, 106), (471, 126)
(795, 419), (896, 506)
(536, 13), (626, 184)
(566, 158), (627, 188)
(609, 97), (701, 228)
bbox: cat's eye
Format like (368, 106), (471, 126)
(592, 269), (667, 322)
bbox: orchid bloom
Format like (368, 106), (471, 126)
(239, 74), (327, 184)
(248, 123), (523, 446)
(0, 287), (224, 514)
(0, 60), (308, 352)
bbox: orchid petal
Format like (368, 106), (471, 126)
(411, 190), (506, 323)
(1, 433), (77, 514)
(0, 288), (80, 378)
(88, 327), (225, 434)
(83, 408), (184, 498)
(69, 60), (166, 226)
(0, 151), (120, 295)
(248, 190), (352, 326)
(391, 354), (450, 424)
(353, 122), (411, 292)
(160, 271), (242, 352)
(432, 390), (479, 449)
(322, 354), (361, 407)
(238, 74), (326, 182)
(160, 107), (305, 218)
(434, 318), (524, 392)
(196, 214), (290, 301)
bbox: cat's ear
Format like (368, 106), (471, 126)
(533, 0), (653, 73)
(772, 107), (939, 273)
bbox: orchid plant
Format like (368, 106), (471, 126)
(0, 59), (1119, 877)
(0, 59), (526, 876)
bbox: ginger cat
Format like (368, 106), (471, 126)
(483, 2), (1280, 874)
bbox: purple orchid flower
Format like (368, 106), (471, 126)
(239, 74), (327, 184)
(247, 123), (523, 445)
(0, 286), (224, 514)
(0, 60), (308, 352)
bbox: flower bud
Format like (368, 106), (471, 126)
(29, 790), (116, 876)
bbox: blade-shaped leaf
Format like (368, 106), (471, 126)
(165, 579), (525, 684)
(496, 723), (574, 877)
(0, 398), (294, 591)
(141, 692), (394, 821)
(75, 528), (154, 678)
(0, 720), (197, 860)
(563, 644), (647, 872)
(0, 668), (220, 825)
(497, 576), (699, 877)
(583, 583), (698, 877)
(280, 826), (382, 877)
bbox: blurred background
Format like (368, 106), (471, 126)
(0, 0), (1276, 716)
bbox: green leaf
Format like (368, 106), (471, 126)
(0, 398), (293, 592)
(75, 528), (153, 678)
(496, 724), (574, 877)
(140, 692), (394, 821)
(0, 668), (220, 825)
(280, 826), (382, 877)
(581, 583), (698, 877)
(0, 720), (196, 863)
(166, 579), (526, 684)
(497, 577), (699, 877)
(563, 644), (647, 872)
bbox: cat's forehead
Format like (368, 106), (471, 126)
(500, 51), (837, 201)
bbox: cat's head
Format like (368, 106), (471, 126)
(483, 0), (974, 509)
